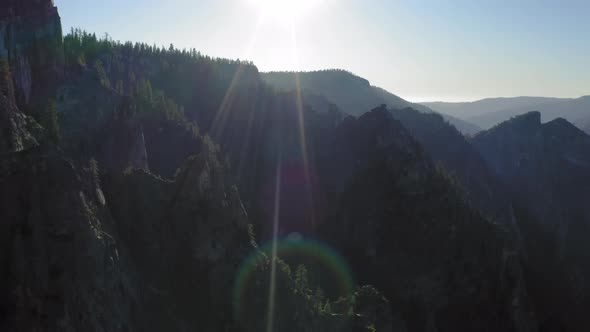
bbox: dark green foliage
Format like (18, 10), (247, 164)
(0, 60), (14, 101)
(38, 99), (60, 143)
(93, 59), (110, 88)
(473, 113), (590, 331)
(63, 28), (257, 113)
(11, 4), (590, 332)
(237, 254), (390, 332)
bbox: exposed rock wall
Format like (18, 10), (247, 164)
(0, 150), (137, 331)
(100, 117), (150, 172)
(0, 0), (63, 108)
(0, 59), (39, 153)
(315, 107), (538, 332)
(473, 112), (590, 331)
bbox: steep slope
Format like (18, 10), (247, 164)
(389, 107), (512, 225)
(1, 144), (389, 331)
(101, 144), (254, 331)
(48, 27), (540, 331)
(576, 117), (590, 134)
(208, 93), (538, 330)
(426, 96), (590, 129)
(262, 70), (481, 135)
(473, 112), (590, 331)
(0, 0), (64, 109)
(1, 5), (398, 331)
(0, 59), (40, 153)
(0, 149), (138, 331)
(10, 2), (590, 331)
(313, 107), (536, 332)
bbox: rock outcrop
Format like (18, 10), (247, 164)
(315, 107), (537, 332)
(0, 0), (63, 107)
(102, 142), (253, 330)
(390, 107), (513, 227)
(473, 112), (590, 331)
(99, 98), (150, 172)
(0, 59), (40, 153)
(0, 149), (137, 331)
(576, 117), (590, 135)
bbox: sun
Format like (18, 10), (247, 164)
(248, 0), (320, 22)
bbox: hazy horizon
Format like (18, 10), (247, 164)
(57, 0), (590, 103)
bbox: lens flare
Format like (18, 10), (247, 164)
(233, 237), (355, 326)
(265, 154), (282, 332)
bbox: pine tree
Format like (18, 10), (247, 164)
(39, 99), (60, 143)
(0, 59), (15, 103)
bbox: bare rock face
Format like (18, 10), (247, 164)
(100, 119), (150, 173)
(102, 142), (254, 330)
(389, 107), (514, 228)
(0, 60), (40, 153)
(97, 97), (150, 172)
(576, 117), (590, 135)
(0, 0), (63, 107)
(316, 107), (538, 332)
(0, 150), (137, 331)
(473, 112), (590, 331)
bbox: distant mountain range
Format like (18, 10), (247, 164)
(3, 1), (590, 331)
(424, 96), (590, 131)
(578, 117), (590, 134)
(262, 70), (482, 135)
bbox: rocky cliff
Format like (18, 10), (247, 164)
(4, 1), (590, 330)
(0, 149), (136, 331)
(0, 59), (40, 153)
(389, 107), (513, 227)
(313, 107), (537, 332)
(473, 112), (590, 331)
(577, 117), (590, 135)
(0, 0), (63, 108)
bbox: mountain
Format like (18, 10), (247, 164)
(388, 107), (512, 225)
(424, 97), (566, 119)
(312, 106), (535, 331)
(0, 60), (41, 153)
(262, 70), (481, 135)
(264, 71), (510, 226)
(472, 112), (590, 331)
(0, 0), (64, 109)
(576, 117), (590, 134)
(425, 96), (590, 129)
(1, 10), (536, 331)
(2, 1), (590, 331)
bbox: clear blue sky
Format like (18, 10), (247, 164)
(56, 0), (590, 102)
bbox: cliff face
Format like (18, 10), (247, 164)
(0, 59), (40, 153)
(200, 92), (539, 330)
(0, 0), (63, 108)
(473, 112), (590, 331)
(390, 107), (513, 227)
(313, 107), (537, 332)
(577, 117), (590, 135)
(0, 150), (137, 331)
(99, 100), (150, 173)
(473, 112), (590, 229)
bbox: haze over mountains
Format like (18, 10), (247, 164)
(262, 70), (482, 135)
(424, 96), (590, 133)
(1, 1), (590, 332)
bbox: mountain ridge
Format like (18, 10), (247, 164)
(2, 1), (590, 331)
(424, 95), (590, 130)
(262, 70), (482, 135)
